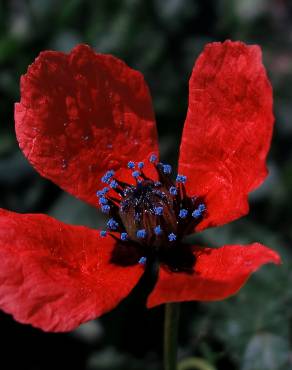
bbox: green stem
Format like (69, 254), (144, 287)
(164, 303), (180, 370)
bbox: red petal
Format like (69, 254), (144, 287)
(179, 41), (274, 230)
(15, 44), (158, 207)
(147, 243), (280, 307)
(0, 208), (144, 332)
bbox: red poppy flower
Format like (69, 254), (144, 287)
(0, 41), (280, 332)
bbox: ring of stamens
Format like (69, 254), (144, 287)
(96, 154), (206, 268)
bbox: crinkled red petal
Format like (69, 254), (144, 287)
(178, 40), (274, 230)
(0, 208), (144, 332)
(15, 44), (159, 207)
(147, 243), (280, 307)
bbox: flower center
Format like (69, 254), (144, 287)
(96, 154), (206, 270)
(119, 179), (177, 246)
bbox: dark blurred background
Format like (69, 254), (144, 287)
(0, 1), (292, 369)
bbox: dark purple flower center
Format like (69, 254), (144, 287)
(96, 154), (206, 271)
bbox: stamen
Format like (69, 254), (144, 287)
(162, 164), (172, 174)
(168, 233), (177, 242)
(137, 229), (147, 239)
(101, 177), (110, 185)
(154, 206), (163, 215)
(99, 197), (108, 205)
(107, 218), (119, 230)
(128, 161), (135, 169)
(101, 170), (115, 184)
(110, 180), (118, 189)
(179, 209), (188, 219)
(192, 210), (200, 218)
(132, 170), (140, 179)
(96, 187), (109, 197)
(154, 225), (162, 235)
(192, 204), (206, 218)
(169, 186), (177, 196)
(123, 187), (131, 197)
(107, 196), (121, 206)
(176, 174), (187, 184)
(198, 203), (206, 212)
(120, 232), (128, 241)
(101, 205), (110, 213)
(98, 155), (206, 270)
(138, 256), (147, 265)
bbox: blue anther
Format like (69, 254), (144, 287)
(99, 197), (108, 205)
(168, 233), (177, 242)
(163, 164), (172, 174)
(169, 186), (178, 196)
(154, 181), (161, 187)
(192, 203), (206, 218)
(120, 232), (128, 241)
(154, 225), (162, 235)
(179, 209), (188, 219)
(96, 187), (109, 197)
(198, 203), (206, 212)
(132, 170), (140, 178)
(107, 218), (119, 230)
(101, 205), (110, 213)
(138, 256), (147, 265)
(192, 209), (201, 218)
(138, 162), (144, 169)
(128, 161), (135, 169)
(101, 170), (115, 184)
(137, 229), (147, 239)
(176, 174), (187, 183)
(149, 154), (157, 163)
(110, 180), (118, 189)
(102, 187), (109, 194)
(154, 206), (163, 216)
(100, 230), (107, 237)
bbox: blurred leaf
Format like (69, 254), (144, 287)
(197, 261), (292, 364)
(56, 0), (83, 25)
(48, 192), (104, 228)
(30, 0), (59, 20)
(235, 0), (268, 21)
(178, 357), (216, 370)
(0, 152), (32, 182)
(87, 347), (160, 370)
(241, 333), (289, 370)
(0, 36), (20, 63)
(154, 0), (198, 29)
(51, 29), (82, 51)
(87, 347), (126, 370)
(71, 321), (104, 344)
(0, 132), (15, 155)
